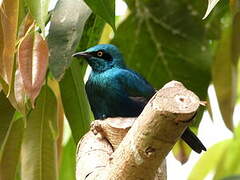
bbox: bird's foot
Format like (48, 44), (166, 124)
(90, 120), (105, 139)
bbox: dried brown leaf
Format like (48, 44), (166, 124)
(0, 0), (19, 86)
(0, 18), (3, 80)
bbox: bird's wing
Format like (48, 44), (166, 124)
(117, 69), (156, 100)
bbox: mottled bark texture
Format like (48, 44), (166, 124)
(76, 81), (201, 180)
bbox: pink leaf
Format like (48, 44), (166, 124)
(18, 32), (49, 106)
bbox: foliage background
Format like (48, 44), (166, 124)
(0, 0), (240, 180)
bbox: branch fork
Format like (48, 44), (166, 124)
(76, 81), (201, 180)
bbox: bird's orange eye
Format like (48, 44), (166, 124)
(97, 51), (103, 57)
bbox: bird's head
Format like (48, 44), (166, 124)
(73, 44), (125, 72)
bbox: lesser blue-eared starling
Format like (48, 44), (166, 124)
(73, 44), (206, 153)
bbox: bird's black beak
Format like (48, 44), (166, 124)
(72, 52), (91, 59)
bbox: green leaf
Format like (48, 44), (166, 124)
(21, 85), (58, 180)
(238, 63), (240, 103)
(48, 0), (92, 80)
(231, 13), (240, 65)
(48, 0), (104, 144)
(212, 27), (235, 130)
(172, 140), (191, 164)
(59, 135), (76, 180)
(188, 139), (231, 180)
(222, 176), (240, 180)
(0, 91), (15, 151)
(213, 126), (240, 179)
(84, 0), (115, 31)
(25, 0), (50, 35)
(212, 13), (240, 131)
(112, 0), (219, 101)
(52, 13), (104, 143)
(0, 114), (24, 180)
(18, 0), (28, 28)
(76, 14), (105, 50)
(60, 62), (92, 144)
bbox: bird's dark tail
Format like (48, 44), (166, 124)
(181, 127), (206, 153)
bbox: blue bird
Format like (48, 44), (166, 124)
(73, 44), (206, 153)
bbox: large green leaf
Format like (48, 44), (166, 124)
(48, 0), (92, 80)
(222, 176), (240, 180)
(238, 62), (240, 103)
(84, 0), (115, 31)
(212, 12), (240, 131)
(0, 113), (24, 180)
(25, 0), (49, 35)
(60, 15), (105, 143)
(59, 62), (92, 144)
(18, 0), (27, 28)
(212, 27), (235, 130)
(48, 0), (106, 144)
(213, 126), (240, 179)
(59, 135), (76, 180)
(112, 0), (220, 101)
(0, 91), (15, 151)
(76, 14), (106, 51)
(21, 85), (58, 180)
(188, 139), (231, 180)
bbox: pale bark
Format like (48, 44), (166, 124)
(76, 81), (201, 180)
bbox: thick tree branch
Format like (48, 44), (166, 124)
(76, 81), (201, 180)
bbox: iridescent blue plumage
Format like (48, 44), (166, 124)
(73, 44), (206, 153)
(86, 67), (155, 119)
